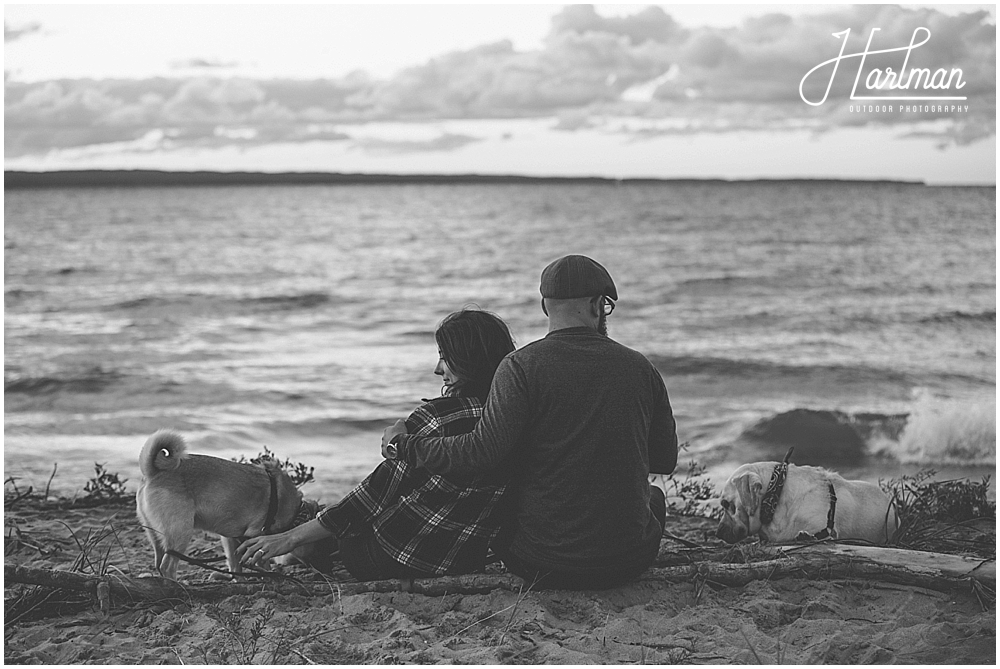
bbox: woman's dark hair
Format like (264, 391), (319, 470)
(435, 309), (515, 401)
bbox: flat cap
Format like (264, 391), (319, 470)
(539, 255), (618, 300)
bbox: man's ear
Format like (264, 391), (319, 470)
(540, 298), (548, 316)
(589, 296), (602, 317)
(735, 472), (764, 516)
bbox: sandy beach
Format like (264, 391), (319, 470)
(5, 494), (994, 665)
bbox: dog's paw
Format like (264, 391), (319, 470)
(209, 571), (235, 582)
(273, 554), (299, 567)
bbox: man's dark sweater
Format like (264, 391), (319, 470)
(397, 326), (678, 575)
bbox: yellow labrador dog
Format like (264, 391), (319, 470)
(716, 450), (897, 545)
(136, 430), (304, 580)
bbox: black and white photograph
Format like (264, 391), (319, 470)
(4, 2), (995, 664)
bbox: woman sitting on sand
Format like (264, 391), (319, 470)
(237, 308), (515, 580)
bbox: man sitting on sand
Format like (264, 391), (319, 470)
(383, 254), (678, 589)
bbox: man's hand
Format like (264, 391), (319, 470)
(381, 419), (407, 458)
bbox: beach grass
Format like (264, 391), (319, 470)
(881, 470), (996, 558)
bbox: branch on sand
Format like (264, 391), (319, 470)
(646, 543), (994, 596)
(6, 565), (527, 609)
(7, 544), (994, 612)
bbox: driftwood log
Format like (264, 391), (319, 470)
(646, 543), (994, 593)
(6, 544), (994, 610)
(5, 564), (528, 607)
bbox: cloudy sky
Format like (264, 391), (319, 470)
(4, 3), (996, 184)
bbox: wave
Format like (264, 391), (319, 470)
(52, 266), (100, 276)
(241, 292), (332, 310)
(4, 289), (44, 308)
(249, 416), (400, 437)
(919, 310), (996, 325)
(649, 355), (914, 386)
(110, 296), (172, 310)
(3, 366), (252, 419)
(4, 367), (125, 395)
(742, 409), (868, 465)
(738, 401), (994, 467)
(674, 275), (766, 296)
(649, 355), (994, 397)
(891, 393), (996, 466)
(105, 291), (339, 314)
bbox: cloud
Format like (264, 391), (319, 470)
(550, 4), (683, 45)
(4, 77), (365, 156)
(665, 6), (995, 105)
(359, 4), (994, 137)
(4, 5), (995, 157)
(170, 58), (241, 70)
(4, 22), (41, 42)
(351, 132), (482, 156)
(897, 117), (996, 149)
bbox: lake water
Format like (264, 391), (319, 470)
(4, 181), (995, 502)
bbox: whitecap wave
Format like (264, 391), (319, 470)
(893, 391), (996, 466)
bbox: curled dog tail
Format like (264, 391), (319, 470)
(139, 430), (187, 478)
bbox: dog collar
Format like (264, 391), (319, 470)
(759, 446), (794, 525)
(291, 500), (319, 527)
(262, 468), (280, 534)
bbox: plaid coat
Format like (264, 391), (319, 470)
(316, 396), (507, 575)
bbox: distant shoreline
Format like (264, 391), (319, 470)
(3, 169), (943, 189)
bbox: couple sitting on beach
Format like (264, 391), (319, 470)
(239, 255), (679, 589)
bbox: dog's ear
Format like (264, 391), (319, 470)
(735, 472), (764, 517)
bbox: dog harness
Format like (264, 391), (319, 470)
(810, 483), (839, 540)
(760, 447), (838, 540)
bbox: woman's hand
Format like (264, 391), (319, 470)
(236, 532), (298, 568)
(237, 518), (334, 568)
(381, 419), (408, 458)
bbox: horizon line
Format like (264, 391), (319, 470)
(4, 169), (991, 189)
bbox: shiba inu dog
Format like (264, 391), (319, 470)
(136, 430), (303, 580)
